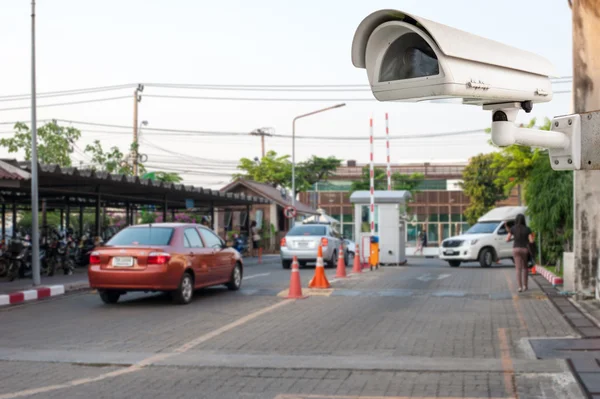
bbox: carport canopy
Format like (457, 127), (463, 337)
(0, 160), (270, 236)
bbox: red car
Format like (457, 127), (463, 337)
(88, 223), (243, 305)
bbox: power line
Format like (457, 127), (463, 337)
(0, 79), (571, 101)
(0, 95), (131, 112)
(143, 77), (573, 89)
(143, 90), (572, 103)
(0, 84), (136, 102)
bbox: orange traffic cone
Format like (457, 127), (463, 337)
(335, 244), (347, 278)
(352, 244), (362, 274)
(530, 265), (537, 275)
(308, 245), (331, 289)
(287, 256), (307, 299)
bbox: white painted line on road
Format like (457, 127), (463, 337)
(417, 273), (451, 282)
(417, 273), (434, 282)
(0, 297), (292, 399)
(243, 273), (270, 280)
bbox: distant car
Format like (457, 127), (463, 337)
(280, 223), (348, 269)
(88, 223), (243, 305)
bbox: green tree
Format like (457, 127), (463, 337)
(524, 151), (573, 267)
(0, 120), (81, 167)
(460, 153), (508, 225)
(488, 118), (552, 197)
(142, 171), (183, 183)
(234, 150), (292, 188)
(349, 166), (424, 195)
(295, 156), (342, 194)
(84, 140), (146, 175)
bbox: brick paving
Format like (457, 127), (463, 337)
(0, 258), (588, 398)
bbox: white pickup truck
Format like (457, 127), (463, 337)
(439, 206), (528, 268)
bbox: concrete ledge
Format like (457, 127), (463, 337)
(536, 265), (563, 287)
(0, 285), (68, 307)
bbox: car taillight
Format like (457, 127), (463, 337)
(148, 252), (171, 265)
(321, 237), (328, 247)
(280, 238), (287, 247)
(89, 252), (101, 265)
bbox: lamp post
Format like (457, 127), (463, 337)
(291, 103), (346, 214)
(30, 0), (40, 285)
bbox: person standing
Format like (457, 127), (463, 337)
(200, 216), (210, 228)
(250, 220), (261, 257)
(506, 214), (534, 292)
(414, 231), (423, 255)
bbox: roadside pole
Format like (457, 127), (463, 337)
(30, 0), (41, 286)
(572, 0), (600, 298)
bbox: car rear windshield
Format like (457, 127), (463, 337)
(287, 225), (326, 236)
(106, 227), (174, 246)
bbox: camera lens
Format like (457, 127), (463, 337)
(379, 33), (440, 82)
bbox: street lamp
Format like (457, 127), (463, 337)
(291, 103), (346, 211)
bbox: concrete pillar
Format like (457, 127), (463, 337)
(572, 1), (600, 297)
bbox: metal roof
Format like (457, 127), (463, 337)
(221, 179), (318, 215)
(0, 161), (269, 208)
(349, 190), (412, 204)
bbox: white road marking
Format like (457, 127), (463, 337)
(417, 273), (452, 282)
(243, 273), (271, 280)
(0, 299), (291, 399)
(417, 273), (435, 282)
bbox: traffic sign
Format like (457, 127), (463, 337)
(284, 206), (297, 219)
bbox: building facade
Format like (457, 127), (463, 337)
(218, 179), (317, 251)
(298, 161), (520, 247)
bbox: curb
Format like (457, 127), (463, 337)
(0, 285), (66, 306)
(536, 265), (563, 286)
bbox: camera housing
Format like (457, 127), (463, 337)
(351, 10), (556, 105)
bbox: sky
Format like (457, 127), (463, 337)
(0, 0), (574, 188)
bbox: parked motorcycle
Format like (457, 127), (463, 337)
(46, 230), (74, 276)
(0, 239), (8, 277)
(6, 235), (47, 281)
(232, 233), (250, 257)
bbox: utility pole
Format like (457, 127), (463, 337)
(132, 84), (144, 177)
(30, 0), (41, 286)
(250, 127), (273, 158)
(572, 0), (600, 298)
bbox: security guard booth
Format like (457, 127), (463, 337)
(350, 190), (412, 266)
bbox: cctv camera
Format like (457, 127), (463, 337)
(351, 10), (556, 106)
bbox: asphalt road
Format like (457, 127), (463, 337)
(0, 256), (588, 399)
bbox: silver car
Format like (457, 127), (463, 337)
(280, 223), (347, 269)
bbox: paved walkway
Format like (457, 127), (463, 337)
(0, 258), (588, 398)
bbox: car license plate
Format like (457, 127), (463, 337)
(444, 250), (457, 256)
(113, 257), (134, 267)
(297, 242), (309, 248)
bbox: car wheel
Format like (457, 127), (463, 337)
(326, 251), (337, 268)
(448, 260), (461, 268)
(172, 272), (194, 305)
(282, 260), (291, 269)
(99, 290), (121, 304)
(226, 263), (243, 291)
(479, 248), (494, 268)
